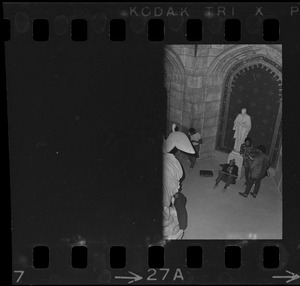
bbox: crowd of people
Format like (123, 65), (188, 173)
(162, 124), (271, 239)
(212, 137), (270, 198)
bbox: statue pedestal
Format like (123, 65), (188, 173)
(227, 151), (243, 180)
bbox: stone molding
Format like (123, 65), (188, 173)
(207, 45), (282, 77)
(164, 45), (282, 161)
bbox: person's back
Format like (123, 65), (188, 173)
(240, 145), (269, 198)
(251, 151), (270, 179)
(261, 152), (270, 177)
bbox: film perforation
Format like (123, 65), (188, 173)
(263, 19), (280, 41)
(2, 18), (11, 41)
(71, 245), (88, 269)
(6, 2), (300, 285)
(185, 19), (202, 41)
(3, 16), (282, 42)
(28, 245), (282, 270)
(110, 19), (126, 41)
(263, 246), (279, 269)
(225, 246), (241, 268)
(148, 19), (165, 41)
(110, 246), (126, 269)
(224, 19), (241, 42)
(148, 246), (165, 268)
(32, 19), (49, 41)
(71, 19), (88, 41)
(186, 246), (203, 268)
(33, 246), (49, 269)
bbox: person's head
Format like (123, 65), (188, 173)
(172, 123), (179, 132)
(189, 128), (196, 135)
(245, 137), (252, 147)
(256, 145), (266, 154)
(229, 159), (236, 165)
(241, 108), (247, 115)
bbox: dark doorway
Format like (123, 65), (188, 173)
(217, 57), (282, 168)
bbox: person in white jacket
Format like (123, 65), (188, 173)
(162, 129), (194, 239)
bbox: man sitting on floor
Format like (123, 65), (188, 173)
(213, 159), (238, 192)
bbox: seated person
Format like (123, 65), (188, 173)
(213, 159), (238, 192)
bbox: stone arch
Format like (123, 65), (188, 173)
(224, 56), (282, 98)
(207, 45), (282, 78)
(164, 46), (186, 133)
(164, 46), (185, 79)
(213, 45), (282, 167)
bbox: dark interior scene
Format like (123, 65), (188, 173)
(163, 44), (282, 240)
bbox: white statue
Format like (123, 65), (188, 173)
(233, 108), (251, 152)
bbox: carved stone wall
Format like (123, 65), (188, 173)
(165, 44), (282, 161)
(164, 46), (185, 136)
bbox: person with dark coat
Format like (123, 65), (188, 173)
(240, 137), (256, 184)
(213, 159), (239, 192)
(239, 145), (270, 198)
(188, 128), (202, 168)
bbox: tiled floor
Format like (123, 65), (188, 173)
(177, 151), (282, 240)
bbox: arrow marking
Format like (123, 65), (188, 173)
(115, 271), (143, 284)
(272, 270), (300, 283)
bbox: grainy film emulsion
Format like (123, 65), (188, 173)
(4, 2), (300, 285)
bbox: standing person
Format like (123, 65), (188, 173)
(239, 145), (270, 198)
(239, 137), (256, 185)
(188, 128), (202, 168)
(162, 131), (195, 239)
(213, 159), (239, 192)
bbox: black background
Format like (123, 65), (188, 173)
(6, 34), (166, 244)
(4, 2), (300, 285)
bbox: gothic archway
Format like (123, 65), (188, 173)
(216, 55), (282, 167)
(164, 46), (185, 135)
(207, 45), (282, 77)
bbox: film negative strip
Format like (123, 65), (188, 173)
(3, 2), (300, 285)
